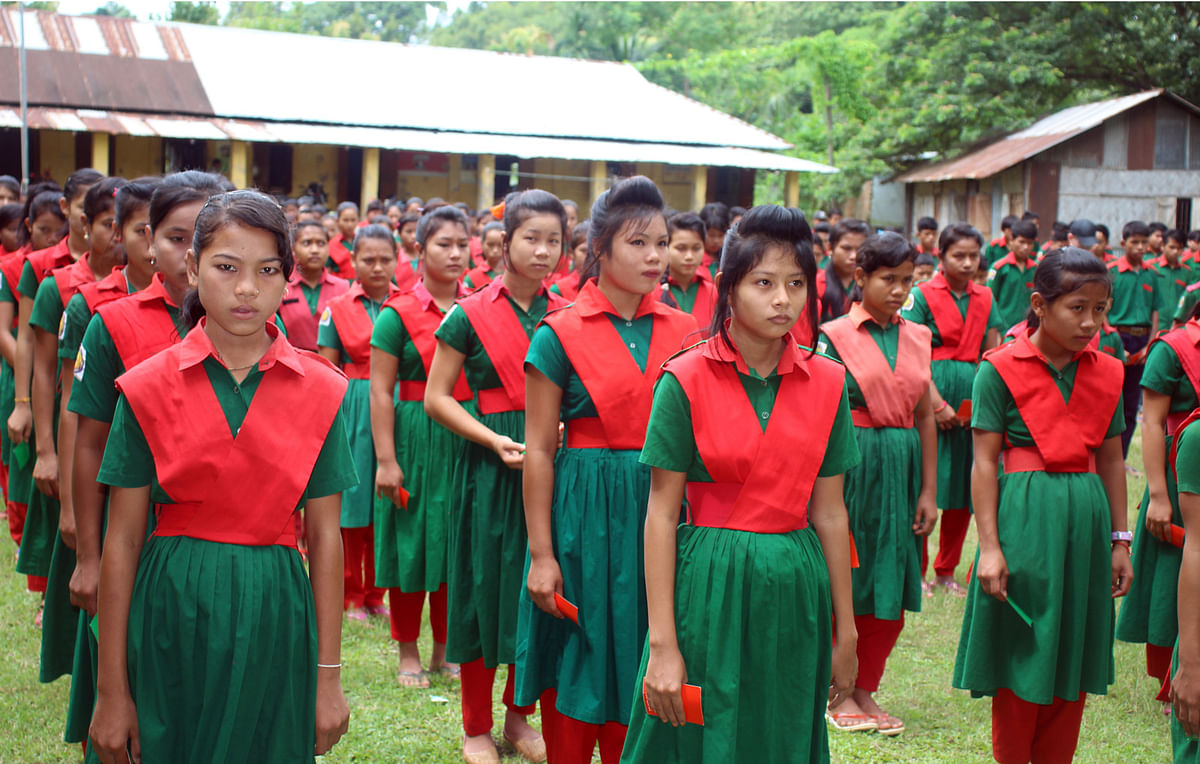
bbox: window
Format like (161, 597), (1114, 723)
(1155, 103), (1188, 169)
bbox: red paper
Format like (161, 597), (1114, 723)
(397, 486), (410, 510)
(848, 533), (860, 569)
(1171, 524), (1187, 548)
(644, 684), (705, 726)
(554, 592), (579, 624)
(956, 400), (972, 422)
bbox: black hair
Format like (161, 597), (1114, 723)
(668, 211), (706, 242)
(1166, 228), (1187, 246)
(22, 188), (67, 248)
(570, 221), (589, 252)
(709, 205), (816, 348)
(938, 222), (984, 256)
(814, 221), (831, 235)
(917, 216), (938, 233)
(502, 189), (568, 251)
(83, 176), (127, 225)
(1096, 223), (1110, 240)
(915, 251), (936, 268)
(0, 175), (18, 197)
(698, 201), (731, 233)
(114, 177), (159, 231)
(406, 196), (424, 208)
(0, 203), (24, 240)
(583, 175), (666, 284)
(1012, 219), (1039, 241)
(398, 213), (420, 229)
(336, 201), (358, 216)
(561, 199), (578, 213)
(292, 219), (327, 243)
(182, 190), (293, 329)
(1021, 210), (1038, 221)
(1149, 222), (1168, 234)
(1024, 247), (1111, 329)
(370, 214), (390, 227)
(149, 171), (234, 234)
(1190, 298), (1200, 322)
(453, 201), (472, 214)
(386, 200), (403, 213)
(1122, 220), (1150, 240)
(730, 205), (747, 219)
(856, 231), (917, 274)
(828, 218), (870, 249)
(416, 205), (469, 246)
(1000, 214), (1019, 232)
(64, 168), (104, 203)
(365, 199), (384, 214)
(481, 221), (504, 240)
(353, 223), (397, 254)
(425, 197), (447, 211)
(313, 204), (328, 216)
(1049, 223), (1070, 242)
(1188, 230), (1200, 243)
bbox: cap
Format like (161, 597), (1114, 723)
(1069, 219), (1098, 248)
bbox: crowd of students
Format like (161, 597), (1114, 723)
(2, 165), (1200, 764)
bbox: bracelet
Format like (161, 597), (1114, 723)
(933, 401), (948, 413)
(13, 397), (29, 404)
(317, 662), (342, 669)
(1112, 539), (1131, 551)
(1111, 530), (1133, 543)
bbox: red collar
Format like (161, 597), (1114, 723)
(290, 270), (345, 289)
(485, 275), (551, 303)
(1112, 256), (1142, 273)
(703, 325), (810, 377)
(847, 301), (900, 328)
(344, 280), (398, 303)
(1011, 326), (1088, 364)
(575, 279), (663, 320)
(411, 278), (466, 312)
(177, 319), (305, 375)
(927, 271), (980, 297)
(667, 267), (712, 289)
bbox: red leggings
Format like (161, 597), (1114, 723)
(538, 689), (626, 764)
(923, 507), (972, 577)
(341, 526), (384, 609)
(388, 584), (448, 643)
(460, 659), (536, 736)
(992, 688), (1086, 764)
(1147, 643), (1174, 703)
(7, 500), (46, 593)
(854, 612), (905, 693)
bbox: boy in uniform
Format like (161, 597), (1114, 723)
(1108, 220), (1159, 456)
(987, 219), (1039, 330)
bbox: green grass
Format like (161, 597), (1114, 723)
(0, 431), (1172, 762)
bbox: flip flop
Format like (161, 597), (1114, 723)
(870, 713), (905, 736)
(937, 580), (968, 597)
(432, 664), (462, 681)
(825, 711), (878, 732)
(397, 669), (430, 689)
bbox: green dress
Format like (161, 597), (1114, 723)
(953, 360), (1124, 703)
(817, 321), (924, 620)
(1170, 420), (1200, 762)
(513, 313), (656, 724)
(620, 354), (860, 764)
(436, 294), (549, 668)
(1116, 339), (1197, 649)
(0, 266), (17, 483)
(87, 358), (356, 764)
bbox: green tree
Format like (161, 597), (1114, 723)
(92, 2), (133, 17)
(168, 1), (218, 25)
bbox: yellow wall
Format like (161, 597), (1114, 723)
(392, 172), (449, 203)
(292, 144), (340, 201)
(38, 129), (77, 182)
(112, 135), (163, 180)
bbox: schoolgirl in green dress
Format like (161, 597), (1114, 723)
(88, 190), (354, 763)
(516, 176), (698, 764)
(622, 206), (860, 763)
(1170, 410), (1200, 762)
(954, 248), (1131, 764)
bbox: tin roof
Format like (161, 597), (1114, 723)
(893, 90), (1198, 182)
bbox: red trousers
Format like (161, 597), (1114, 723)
(341, 526), (384, 610)
(8, 500), (46, 593)
(388, 584), (447, 643)
(538, 689), (626, 764)
(922, 507), (972, 578)
(1147, 643), (1174, 703)
(460, 659), (536, 736)
(992, 688), (1086, 764)
(854, 612), (905, 692)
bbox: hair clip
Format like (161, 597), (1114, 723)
(490, 201), (505, 220)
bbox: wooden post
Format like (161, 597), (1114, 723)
(785, 171), (799, 208)
(230, 140), (250, 189)
(590, 160), (607, 211)
(360, 147), (380, 207)
(690, 165), (707, 211)
(91, 132), (110, 175)
(477, 154), (495, 213)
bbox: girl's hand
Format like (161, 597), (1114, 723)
(492, 435), (525, 469)
(7, 402), (30, 444)
(1174, 661), (1200, 739)
(59, 500), (77, 550)
(314, 672), (350, 756)
(977, 547), (1009, 602)
(643, 643), (688, 727)
(1146, 496), (1174, 544)
(913, 494), (938, 536)
(1112, 544), (1133, 598)
(90, 691), (140, 764)
(374, 460), (405, 509)
(828, 637), (858, 709)
(527, 554), (564, 617)
(934, 402), (960, 430)
(70, 557), (100, 615)
(33, 451), (59, 499)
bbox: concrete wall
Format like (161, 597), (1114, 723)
(292, 144), (340, 201)
(112, 134), (162, 179)
(1058, 166), (1200, 226)
(38, 129), (76, 181)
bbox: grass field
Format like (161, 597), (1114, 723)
(0, 434), (1174, 763)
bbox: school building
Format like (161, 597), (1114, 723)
(0, 8), (835, 213)
(876, 89), (1200, 238)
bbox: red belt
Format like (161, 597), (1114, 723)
(565, 417), (609, 448)
(398, 380), (426, 401)
(685, 481), (807, 533)
(152, 504), (297, 548)
(851, 408), (875, 428)
(476, 387), (522, 415)
(343, 360), (370, 380)
(1002, 446), (1095, 474)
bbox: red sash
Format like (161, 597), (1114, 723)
(327, 236), (357, 280)
(326, 282), (398, 379)
(668, 333), (843, 533)
(1158, 320), (1200, 407)
(97, 274), (183, 371)
(920, 273), (992, 362)
(985, 329), (1123, 472)
(553, 272), (584, 302)
(394, 257), (419, 293)
(383, 282), (471, 401)
(464, 265), (497, 292)
(545, 280), (698, 450)
(0, 250), (26, 298)
(661, 268), (717, 332)
(78, 267), (129, 314)
(26, 238), (73, 287)
(458, 278), (567, 415)
(52, 254), (98, 308)
(821, 304), (931, 428)
(277, 271), (350, 353)
(1170, 408), (1200, 482)
(117, 322), (346, 547)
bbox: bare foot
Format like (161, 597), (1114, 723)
(826, 694), (875, 730)
(463, 732), (499, 761)
(854, 688), (903, 734)
(397, 641), (427, 687)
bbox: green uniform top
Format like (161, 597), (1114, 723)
(1176, 285), (1200, 324)
(983, 239), (1009, 269)
(435, 293), (549, 392)
(1108, 257), (1158, 327)
(1098, 329), (1126, 362)
(526, 314), (653, 421)
(1141, 338), (1199, 414)
(816, 318), (899, 410)
(17, 258), (42, 301)
(971, 357), (1124, 448)
(1155, 261), (1194, 321)
(901, 286), (1004, 356)
(316, 294), (385, 365)
(986, 254), (1037, 329)
(640, 358), (860, 481)
(98, 358), (356, 507)
(29, 272), (67, 336)
(665, 279), (702, 313)
(59, 273), (139, 363)
(299, 281), (324, 314)
(0, 266), (16, 305)
(370, 304), (431, 380)
(1176, 419), (1200, 495)
(67, 305), (188, 423)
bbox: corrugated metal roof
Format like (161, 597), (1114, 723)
(894, 90), (1184, 182)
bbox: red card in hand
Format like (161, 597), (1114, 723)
(396, 486), (410, 510)
(1171, 524), (1186, 548)
(554, 592), (579, 624)
(644, 684), (705, 726)
(956, 400), (972, 422)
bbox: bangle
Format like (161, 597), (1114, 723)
(1112, 539), (1131, 551)
(1111, 530), (1133, 543)
(317, 662), (342, 669)
(933, 401), (948, 413)
(14, 397), (29, 403)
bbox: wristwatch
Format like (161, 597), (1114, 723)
(1111, 531), (1133, 543)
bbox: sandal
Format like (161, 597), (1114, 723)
(366, 604), (391, 618)
(397, 669), (430, 689)
(344, 607), (369, 623)
(870, 713), (905, 736)
(503, 730), (547, 762)
(432, 663), (462, 681)
(825, 711), (878, 732)
(937, 580), (968, 597)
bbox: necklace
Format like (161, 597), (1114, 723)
(224, 360), (260, 372)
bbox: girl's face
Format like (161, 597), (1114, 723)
(564, 205), (578, 232)
(118, 204), (154, 281)
(855, 260), (915, 318)
(1032, 280), (1109, 354)
(1, 217), (22, 252)
(940, 238), (980, 286)
(336, 208), (358, 239)
(728, 245), (807, 342)
(668, 228), (704, 284)
(399, 221), (418, 253)
(293, 226), (329, 277)
(28, 210), (65, 251)
(704, 227), (725, 255)
(188, 223), (287, 339)
(353, 238), (398, 298)
(505, 213), (562, 281)
(830, 233), (864, 279)
(913, 264), (935, 284)
(153, 199), (207, 291)
(571, 240), (588, 271)
(386, 205), (403, 230)
(482, 229), (504, 268)
(917, 229), (937, 250)
(64, 189), (92, 239)
(600, 215), (668, 296)
(321, 216), (338, 240)
(87, 205), (120, 261)
(419, 221), (469, 284)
